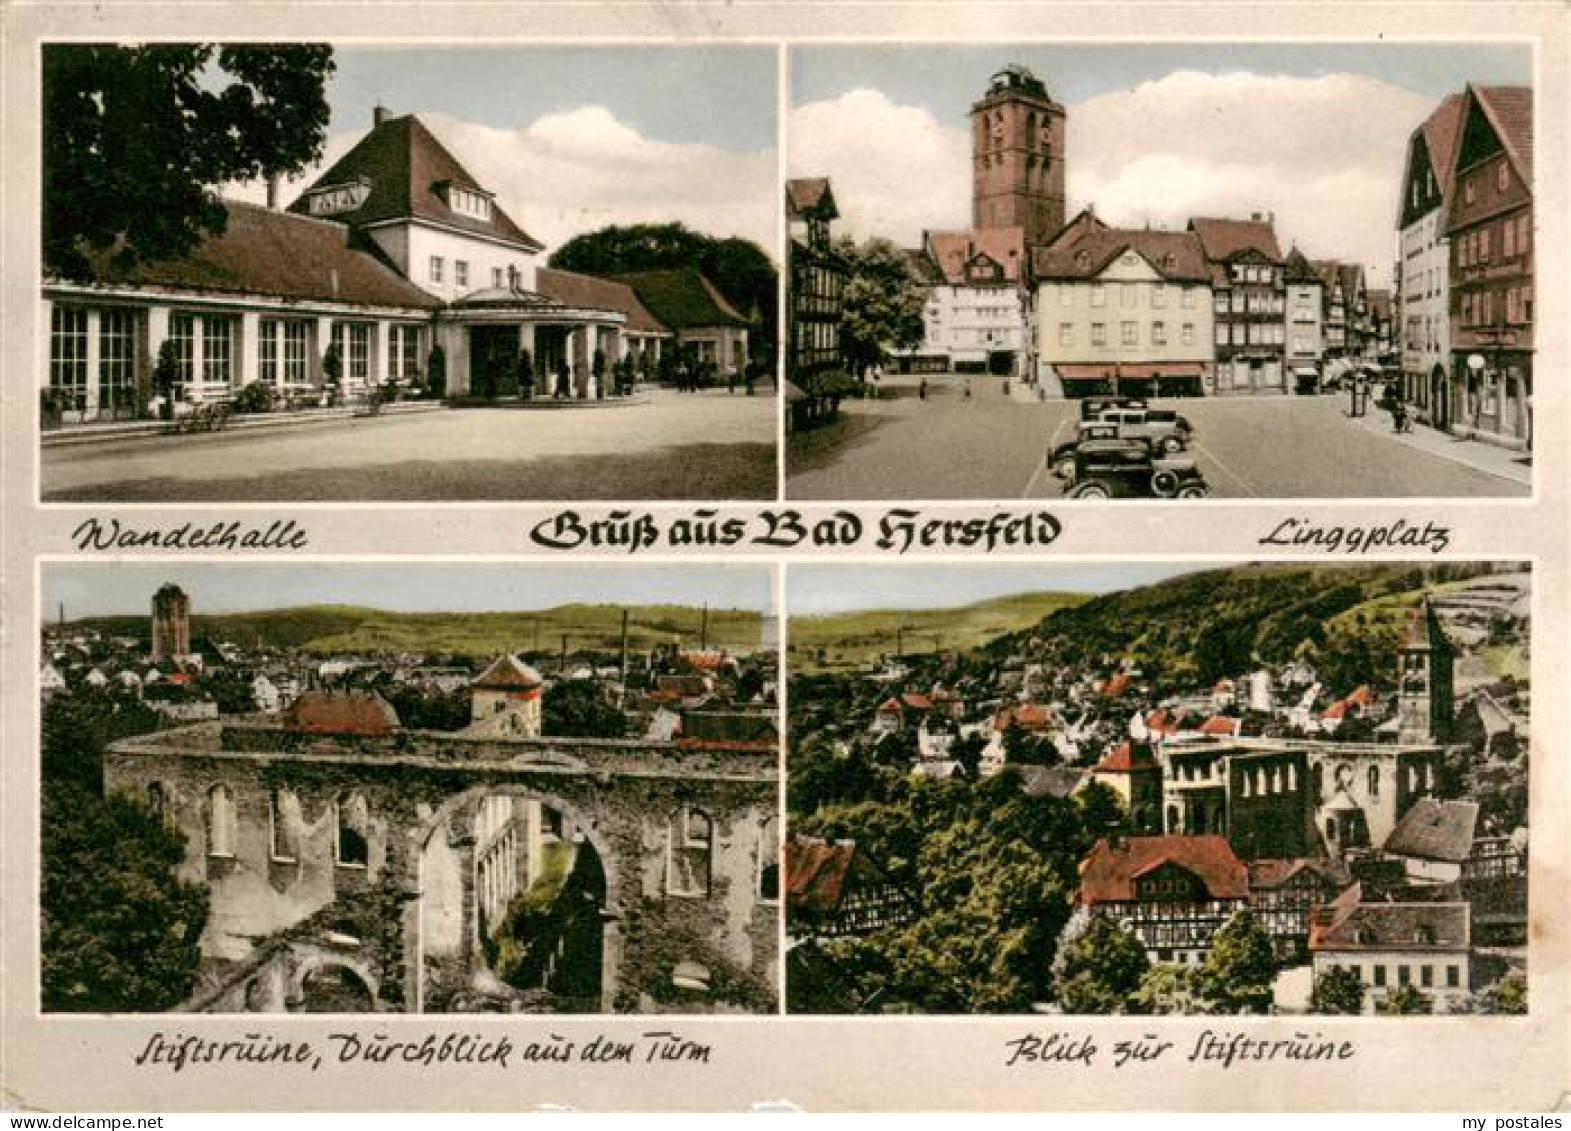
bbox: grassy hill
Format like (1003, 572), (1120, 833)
(67, 603), (766, 657)
(789, 592), (1089, 669)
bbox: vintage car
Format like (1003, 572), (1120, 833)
(1077, 395), (1150, 421)
(1060, 437), (1209, 499)
(1048, 406), (1194, 479)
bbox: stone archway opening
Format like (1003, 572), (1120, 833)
(297, 961), (376, 1013)
(415, 787), (617, 1013)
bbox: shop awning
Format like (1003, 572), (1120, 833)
(1053, 362), (1207, 381)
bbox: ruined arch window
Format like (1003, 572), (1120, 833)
(146, 781), (168, 821)
(667, 806), (712, 898)
(207, 784), (235, 858)
(1368, 765), (1381, 798)
(757, 814), (780, 904)
(335, 792), (369, 868)
(270, 788), (300, 863)
(1326, 816), (1338, 845)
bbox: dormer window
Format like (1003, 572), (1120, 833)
(442, 183), (492, 222)
(305, 177), (372, 217)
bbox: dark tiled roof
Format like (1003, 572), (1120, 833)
(536, 267), (668, 334)
(1310, 889), (1470, 952)
(1283, 246), (1322, 285)
(1366, 288), (1392, 319)
(1032, 225), (1208, 284)
(472, 654), (542, 689)
(1079, 835), (1249, 903)
(1248, 857), (1349, 891)
(1384, 798), (1479, 864)
(61, 200), (439, 310)
(1475, 85), (1533, 181)
(786, 836), (856, 917)
(615, 269), (753, 330)
(1189, 216), (1283, 263)
(926, 228), (1026, 285)
(786, 177), (838, 220)
(292, 114), (542, 251)
(284, 690), (399, 736)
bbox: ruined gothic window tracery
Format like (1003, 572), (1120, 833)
(667, 806), (712, 898)
(270, 788), (301, 863)
(207, 784), (235, 858)
(336, 792), (369, 868)
(758, 814), (780, 904)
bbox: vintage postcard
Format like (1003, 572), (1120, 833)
(2, 0), (1567, 1116)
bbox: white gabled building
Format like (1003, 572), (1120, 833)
(1397, 92), (1465, 422)
(914, 228), (1031, 377)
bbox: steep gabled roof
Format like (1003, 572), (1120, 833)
(1283, 246), (1322, 286)
(1189, 216), (1283, 263)
(1384, 798), (1479, 864)
(536, 267), (668, 334)
(284, 690), (399, 736)
(1031, 225), (1208, 284)
(786, 177), (838, 221)
(1092, 740), (1158, 774)
(614, 269), (752, 330)
(1421, 92), (1467, 199)
(925, 228), (1026, 285)
(472, 654), (543, 690)
(59, 200), (439, 310)
(292, 114), (542, 250)
(1474, 85), (1534, 182)
(1310, 892), (1470, 953)
(1079, 835), (1249, 903)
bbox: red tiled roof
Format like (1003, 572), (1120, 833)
(1102, 672), (1131, 697)
(472, 654), (543, 690)
(1199, 716), (1242, 737)
(926, 228), (1027, 285)
(900, 692), (932, 711)
(877, 697), (904, 714)
(1420, 92), (1467, 199)
(1189, 216), (1283, 263)
(536, 267), (668, 334)
(1032, 225), (1208, 284)
(678, 649), (730, 673)
(292, 114), (542, 250)
(284, 691), (399, 736)
(786, 177), (838, 220)
(1092, 740), (1158, 774)
(1079, 835), (1250, 904)
(1475, 85), (1533, 181)
(997, 702), (1054, 732)
(62, 200), (439, 310)
(785, 836), (856, 917)
(1247, 857), (1347, 892)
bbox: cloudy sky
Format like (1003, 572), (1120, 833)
(43, 563), (774, 620)
(790, 44), (1530, 288)
(230, 45), (779, 255)
(788, 562), (1206, 617)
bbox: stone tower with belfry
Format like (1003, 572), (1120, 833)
(970, 64), (1067, 248)
(1395, 598), (1455, 745)
(151, 583), (191, 663)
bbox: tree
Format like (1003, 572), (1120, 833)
(542, 680), (626, 739)
(1130, 963), (1207, 1015)
(1075, 779), (1125, 839)
(836, 237), (926, 377)
(153, 339), (182, 417)
(1376, 984), (1433, 1015)
(1308, 965), (1366, 1014)
(1051, 909), (1150, 1014)
(1199, 909), (1277, 1014)
(43, 44), (335, 277)
(1463, 970), (1527, 1015)
(950, 732), (986, 781)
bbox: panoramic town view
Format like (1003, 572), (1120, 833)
(786, 562), (1529, 1015)
(40, 44), (778, 501)
(40, 563), (780, 1013)
(786, 45), (1533, 499)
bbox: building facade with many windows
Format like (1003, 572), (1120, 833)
(1191, 215), (1286, 395)
(1445, 84), (1533, 451)
(1397, 92), (1464, 423)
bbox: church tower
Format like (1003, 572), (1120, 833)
(150, 583), (190, 663)
(970, 65), (1067, 247)
(1395, 599), (1455, 744)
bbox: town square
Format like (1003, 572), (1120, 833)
(787, 45), (1533, 499)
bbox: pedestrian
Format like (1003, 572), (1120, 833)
(1390, 395), (1409, 434)
(726, 364), (737, 395)
(963, 378), (972, 400)
(918, 377), (928, 401)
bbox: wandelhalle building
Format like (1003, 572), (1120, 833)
(40, 107), (752, 423)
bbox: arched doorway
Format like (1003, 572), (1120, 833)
(296, 961), (376, 1012)
(415, 787), (618, 1013)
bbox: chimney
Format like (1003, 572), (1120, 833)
(266, 175), (281, 210)
(1251, 211), (1263, 222)
(373, 104), (390, 128)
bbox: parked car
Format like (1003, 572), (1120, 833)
(1048, 408), (1194, 478)
(1077, 395), (1150, 421)
(1061, 437), (1209, 499)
